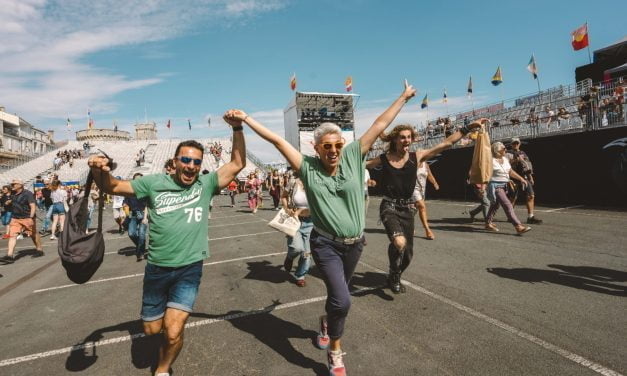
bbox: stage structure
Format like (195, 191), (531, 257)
(284, 92), (359, 156)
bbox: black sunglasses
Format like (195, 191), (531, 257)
(177, 156), (202, 166)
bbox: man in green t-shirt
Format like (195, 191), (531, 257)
(88, 125), (245, 376)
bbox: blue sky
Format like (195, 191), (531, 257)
(1, 0), (625, 161)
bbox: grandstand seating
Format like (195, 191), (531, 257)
(0, 138), (265, 187)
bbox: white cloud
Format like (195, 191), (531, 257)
(0, 0), (288, 122)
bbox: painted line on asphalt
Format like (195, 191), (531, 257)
(34, 251), (286, 293)
(103, 231), (278, 256)
(358, 260), (623, 376)
(541, 205), (585, 213)
(209, 220), (267, 228)
(0, 286), (377, 367)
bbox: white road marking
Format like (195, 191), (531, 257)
(210, 220), (267, 228)
(541, 205), (585, 213)
(33, 251), (286, 293)
(0, 286), (377, 367)
(104, 230), (278, 255)
(358, 260), (623, 376)
(210, 213), (254, 219)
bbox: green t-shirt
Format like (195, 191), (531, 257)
(131, 173), (218, 267)
(300, 140), (365, 238)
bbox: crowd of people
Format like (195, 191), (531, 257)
(8, 79), (615, 376)
(208, 141), (223, 163)
(52, 148), (87, 170)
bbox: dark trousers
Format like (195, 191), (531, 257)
(379, 201), (415, 274)
(310, 230), (363, 339)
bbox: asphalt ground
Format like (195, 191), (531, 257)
(0, 194), (625, 376)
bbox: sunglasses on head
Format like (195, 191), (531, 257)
(320, 142), (345, 150)
(177, 156), (202, 166)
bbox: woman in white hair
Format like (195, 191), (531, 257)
(222, 81), (416, 376)
(485, 141), (531, 234)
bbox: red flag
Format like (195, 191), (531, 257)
(571, 23), (589, 51)
(167, 119), (171, 129)
(290, 73), (297, 91)
(345, 76), (353, 92)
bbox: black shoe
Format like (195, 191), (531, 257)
(527, 216), (543, 224)
(388, 273), (401, 294)
(283, 257), (294, 272)
(32, 251), (45, 258)
(136, 256), (142, 262)
(1, 255), (15, 264)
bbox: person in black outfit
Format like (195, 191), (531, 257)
(366, 120), (484, 293)
(39, 179), (54, 235)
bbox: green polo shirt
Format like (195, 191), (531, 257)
(131, 173), (218, 267)
(300, 140), (365, 238)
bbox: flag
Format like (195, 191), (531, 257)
(88, 118), (94, 129)
(290, 73), (297, 91)
(167, 119), (171, 129)
(66, 118), (72, 129)
(491, 66), (503, 86)
(87, 109), (92, 128)
(188, 119), (192, 130)
(527, 54), (538, 79)
(345, 76), (353, 92)
(443, 88), (448, 103)
(421, 94), (428, 109)
(571, 23), (589, 51)
(467, 76), (473, 95)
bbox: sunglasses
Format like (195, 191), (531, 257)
(320, 142), (345, 151)
(177, 156), (202, 166)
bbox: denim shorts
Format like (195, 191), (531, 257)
(1, 211), (11, 226)
(51, 202), (65, 216)
(141, 260), (203, 321)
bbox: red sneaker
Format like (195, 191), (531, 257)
(327, 349), (346, 376)
(316, 315), (330, 349)
(2, 234), (10, 239)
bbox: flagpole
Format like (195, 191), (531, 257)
(536, 76), (541, 93)
(586, 21), (592, 64)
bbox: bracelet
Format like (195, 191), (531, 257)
(232, 125), (244, 132)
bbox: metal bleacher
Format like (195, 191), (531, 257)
(0, 138), (265, 188)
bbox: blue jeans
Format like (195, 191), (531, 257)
(310, 230), (364, 339)
(1, 211), (12, 226)
(42, 205), (53, 231)
(286, 218), (313, 279)
(141, 261), (203, 321)
(128, 216), (147, 257)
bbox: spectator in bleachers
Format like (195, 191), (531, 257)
(1, 185), (12, 239)
(557, 107), (571, 127)
(527, 107), (539, 136)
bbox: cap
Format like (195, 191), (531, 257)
(511, 137), (521, 144)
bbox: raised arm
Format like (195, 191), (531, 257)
(417, 118), (487, 163)
(224, 109), (303, 171)
(359, 80), (417, 155)
(88, 156), (135, 197)
(365, 157), (382, 169)
(216, 123), (246, 189)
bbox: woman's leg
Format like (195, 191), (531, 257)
(416, 200), (433, 239)
(58, 213), (65, 233)
(50, 214), (59, 238)
(495, 187), (522, 227)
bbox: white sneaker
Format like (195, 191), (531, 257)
(16, 234), (24, 240)
(50, 235), (57, 240)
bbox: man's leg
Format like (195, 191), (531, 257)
(155, 308), (190, 374)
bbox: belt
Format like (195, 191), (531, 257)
(382, 196), (415, 206)
(313, 226), (363, 245)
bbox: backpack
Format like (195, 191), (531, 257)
(58, 171), (105, 284)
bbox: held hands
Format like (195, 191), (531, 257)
(468, 118), (490, 131)
(88, 155), (112, 173)
(401, 79), (417, 102)
(223, 109), (249, 127)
